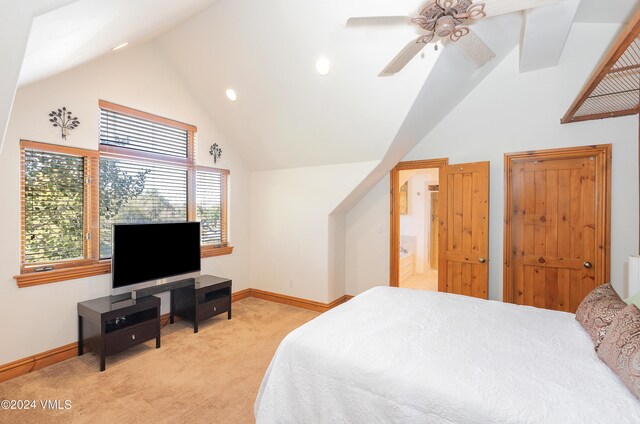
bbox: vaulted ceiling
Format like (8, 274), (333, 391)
(9, 0), (640, 171)
(19, 0), (222, 86)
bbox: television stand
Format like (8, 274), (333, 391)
(131, 277), (195, 299)
(170, 275), (232, 333)
(77, 294), (161, 371)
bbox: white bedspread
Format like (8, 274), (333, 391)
(255, 286), (640, 423)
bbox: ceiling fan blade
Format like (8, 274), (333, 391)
(453, 29), (496, 67)
(483, 0), (562, 17)
(346, 16), (412, 27)
(379, 37), (429, 77)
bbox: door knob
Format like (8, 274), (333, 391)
(478, 257), (487, 264)
(583, 261), (593, 269)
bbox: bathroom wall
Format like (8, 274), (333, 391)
(399, 169), (438, 274)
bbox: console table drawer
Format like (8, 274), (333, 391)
(198, 298), (229, 321)
(105, 320), (157, 355)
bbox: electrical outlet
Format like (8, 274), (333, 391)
(289, 280), (294, 287)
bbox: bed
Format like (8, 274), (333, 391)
(255, 286), (640, 423)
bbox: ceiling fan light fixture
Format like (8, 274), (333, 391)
(435, 15), (455, 38)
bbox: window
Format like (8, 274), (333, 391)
(99, 158), (188, 259)
(21, 142), (97, 270)
(16, 101), (231, 287)
(196, 168), (229, 256)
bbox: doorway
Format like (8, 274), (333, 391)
(504, 145), (612, 313)
(397, 169), (440, 290)
(390, 159), (448, 289)
(391, 159), (491, 299)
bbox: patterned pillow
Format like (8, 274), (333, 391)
(575, 283), (627, 351)
(597, 304), (640, 400)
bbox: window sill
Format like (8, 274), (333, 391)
(201, 245), (234, 258)
(14, 245), (234, 288)
(14, 262), (112, 288)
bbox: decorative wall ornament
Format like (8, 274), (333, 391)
(209, 143), (222, 164)
(49, 107), (80, 140)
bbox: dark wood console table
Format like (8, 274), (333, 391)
(170, 275), (232, 333)
(77, 293), (161, 371)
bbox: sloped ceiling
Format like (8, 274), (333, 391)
(157, 0), (439, 171)
(18, 0), (222, 87)
(575, 0), (638, 23)
(12, 0), (636, 171)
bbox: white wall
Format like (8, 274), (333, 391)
(345, 175), (391, 296)
(0, 41), (251, 364)
(346, 23), (639, 300)
(250, 161), (377, 303)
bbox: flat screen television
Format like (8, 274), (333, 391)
(112, 222), (201, 289)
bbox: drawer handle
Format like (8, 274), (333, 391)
(131, 334), (136, 340)
(213, 307), (217, 312)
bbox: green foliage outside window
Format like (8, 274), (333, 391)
(24, 151), (84, 264)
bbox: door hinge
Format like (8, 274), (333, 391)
(86, 176), (93, 184)
(86, 233), (92, 241)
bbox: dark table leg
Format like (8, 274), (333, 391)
(77, 315), (84, 356)
(100, 322), (106, 372)
(228, 301), (232, 320)
(156, 306), (161, 348)
(169, 290), (175, 324)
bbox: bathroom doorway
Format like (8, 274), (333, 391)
(390, 159), (447, 290)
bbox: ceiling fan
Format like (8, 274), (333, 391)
(347, 0), (563, 76)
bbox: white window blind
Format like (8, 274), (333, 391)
(23, 149), (85, 264)
(100, 108), (188, 158)
(99, 157), (188, 259)
(196, 170), (227, 246)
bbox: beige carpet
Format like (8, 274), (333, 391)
(0, 298), (319, 424)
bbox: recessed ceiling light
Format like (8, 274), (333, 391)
(225, 89), (237, 101)
(315, 57), (330, 76)
(112, 42), (129, 51)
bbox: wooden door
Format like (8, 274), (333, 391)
(429, 192), (439, 269)
(504, 145), (611, 313)
(438, 162), (490, 298)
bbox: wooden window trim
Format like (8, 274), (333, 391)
(15, 262), (112, 288)
(99, 100), (197, 133)
(195, 165), (231, 251)
(201, 245), (234, 258)
(98, 144), (193, 168)
(19, 140), (100, 276)
(15, 101), (234, 287)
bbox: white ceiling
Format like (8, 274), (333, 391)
(575, 0), (639, 23)
(157, 0), (439, 170)
(15, 0), (639, 171)
(19, 0), (221, 86)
